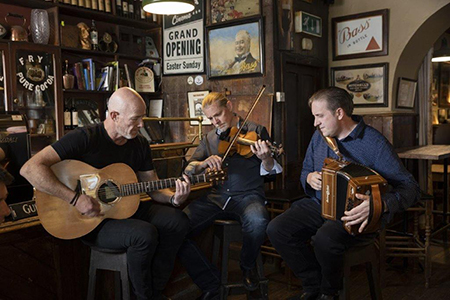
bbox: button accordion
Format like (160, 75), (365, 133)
(321, 157), (388, 235)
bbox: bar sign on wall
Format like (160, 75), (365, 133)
(295, 11), (322, 37)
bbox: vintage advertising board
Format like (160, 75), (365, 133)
(163, 0), (204, 75)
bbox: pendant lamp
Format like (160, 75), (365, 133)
(142, 0), (195, 15)
(432, 38), (450, 62)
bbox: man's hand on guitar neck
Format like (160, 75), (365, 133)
(75, 194), (103, 217)
(171, 174), (191, 207)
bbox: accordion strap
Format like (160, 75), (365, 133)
(365, 184), (383, 232)
(317, 126), (344, 161)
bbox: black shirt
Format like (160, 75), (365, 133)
(52, 123), (153, 173)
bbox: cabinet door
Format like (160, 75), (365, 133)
(9, 43), (62, 154)
(0, 43), (9, 112)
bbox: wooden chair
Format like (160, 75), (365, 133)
(262, 189), (304, 289)
(378, 192), (433, 288)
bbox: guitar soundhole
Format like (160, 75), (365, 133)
(98, 181), (119, 203)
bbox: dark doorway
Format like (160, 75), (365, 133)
(282, 54), (325, 190)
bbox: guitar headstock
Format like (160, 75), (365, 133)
(205, 169), (228, 184)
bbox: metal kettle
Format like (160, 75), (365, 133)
(5, 13), (28, 42)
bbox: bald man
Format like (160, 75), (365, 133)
(224, 30), (261, 75)
(21, 87), (191, 300)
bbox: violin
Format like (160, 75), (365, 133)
(218, 127), (284, 158)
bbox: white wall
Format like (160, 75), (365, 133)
(329, 0), (450, 114)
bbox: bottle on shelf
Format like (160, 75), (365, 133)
(90, 20), (99, 51)
(78, 0), (85, 7)
(64, 99), (72, 130)
(128, 0), (134, 19)
(105, 0), (111, 12)
(71, 0), (77, 5)
(71, 100), (79, 129)
(85, 0), (91, 9)
(98, 0), (105, 11)
(91, 0), (98, 10)
(122, 0), (129, 18)
(116, 0), (123, 16)
(139, 0), (145, 20)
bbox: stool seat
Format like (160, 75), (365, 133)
(265, 189), (305, 203)
(87, 246), (130, 300)
(212, 219), (268, 300)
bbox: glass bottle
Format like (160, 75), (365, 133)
(90, 20), (99, 51)
(122, 0), (128, 18)
(128, 0), (134, 19)
(116, 0), (123, 16)
(71, 100), (79, 129)
(139, 0), (145, 20)
(64, 99), (72, 130)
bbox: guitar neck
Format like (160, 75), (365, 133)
(120, 174), (206, 196)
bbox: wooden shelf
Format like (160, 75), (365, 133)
(30, 133), (56, 138)
(58, 3), (159, 30)
(61, 46), (116, 58)
(63, 89), (112, 94)
(0, 0), (53, 9)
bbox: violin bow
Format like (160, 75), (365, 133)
(221, 85), (266, 162)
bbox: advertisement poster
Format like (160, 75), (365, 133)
(163, 0), (204, 75)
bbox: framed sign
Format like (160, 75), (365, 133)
(188, 90), (210, 125)
(396, 78), (417, 109)
(207, 18), (263, 79)
(163, 0), (204, 75)
(332, 9), (389, 60)
(331, 63), (388, 108)
(148, 99), (163, 118)
(295, 11), (322, 37)
(210, 0), (261, 24)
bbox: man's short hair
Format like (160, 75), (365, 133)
(0, 166), (14, 185)
(202, 92), (228, 109)
(308, 87), (354, 116)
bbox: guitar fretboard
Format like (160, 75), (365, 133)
(120, 174), (207, 196)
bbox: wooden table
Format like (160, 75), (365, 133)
(397, 145), (450, 240)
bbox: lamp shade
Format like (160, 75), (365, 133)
(143, 0), (195, 15)
(432, 38), (450, 62)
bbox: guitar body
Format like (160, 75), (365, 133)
(35, 160), (140, 240)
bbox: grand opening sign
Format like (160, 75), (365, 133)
(163, 0), (204, 75)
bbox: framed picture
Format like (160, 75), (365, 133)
(396, 78), (417, 109)
(331, 63), (388, 108)
(332, 9), (389, 60)
(210, 0), (261, 24)
(207, 18), (264, 79)
(148, 99), (163, 118)
(188, 90), (211, 125)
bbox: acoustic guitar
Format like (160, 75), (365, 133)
(34, 160), (227, 240)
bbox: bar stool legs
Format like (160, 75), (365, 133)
(212, 220), (269, 300)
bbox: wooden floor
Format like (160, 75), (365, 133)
(171, 242), (450, 300)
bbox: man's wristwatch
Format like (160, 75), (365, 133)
(170, 195), (180, 207)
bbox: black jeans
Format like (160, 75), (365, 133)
(266, 198), (376, 295)
(178, 193), (270, 292)
(83, 201), (189, 300)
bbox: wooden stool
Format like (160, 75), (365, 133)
(378, 192), (433, 288)
(212, 220), (269, 300)
(342, 243), (382, 300)
(262, 189), (304, 289)
(87, 246), (130, 300)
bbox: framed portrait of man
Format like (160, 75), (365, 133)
(206, 18), (264, 79)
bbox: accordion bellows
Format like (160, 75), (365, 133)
(321, 158), (388, 235)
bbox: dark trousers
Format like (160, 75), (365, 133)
(266, 198), (375, 295)
(178, 193), (270, 292)
(83, 201), (189, 300)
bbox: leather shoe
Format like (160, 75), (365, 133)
(316, 293), (339, 300)
(287, 291), (319, 300)
(242, 267), (259, 291)
(196, 290), (220, 300)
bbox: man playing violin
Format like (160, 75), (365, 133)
(21, 87), (191, 300)
(178, 92), (282, 300)
(267, 87), (420, 300)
